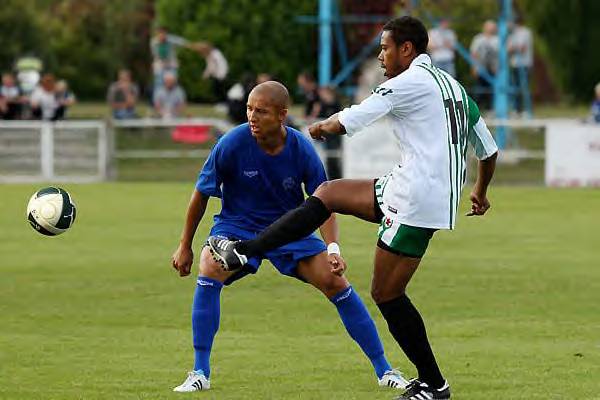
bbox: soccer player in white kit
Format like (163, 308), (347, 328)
(209, 16), (498, 400)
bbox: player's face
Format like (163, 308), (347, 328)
(246, 93), (286, 141)
(378, 31), (411, 77)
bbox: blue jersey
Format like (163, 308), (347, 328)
(196, 123), (327, 232)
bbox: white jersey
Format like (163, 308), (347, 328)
(339, 54), (497, 229)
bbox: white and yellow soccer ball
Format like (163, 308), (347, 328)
(26, 187), (77, 236)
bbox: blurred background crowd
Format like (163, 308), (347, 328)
(1, 0), (599, 124)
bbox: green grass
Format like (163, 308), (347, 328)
(1, 185), (599, 399)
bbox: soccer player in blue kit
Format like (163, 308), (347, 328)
(170, 81), (408, 392)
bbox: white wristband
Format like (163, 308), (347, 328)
(327, 242), (341, 255)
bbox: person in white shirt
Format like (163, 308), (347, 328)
(30, 73), (60, 121)
(193, 42), (229, 102)
(209, 16), (498, 400)
(427, 19), (457, 77)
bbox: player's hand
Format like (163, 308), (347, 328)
(172, 244), (194, 277)
(466, 190), (491, 216)
(328, 253), (347, 276)
(308, 121), (326, 141)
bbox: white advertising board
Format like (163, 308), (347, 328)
(545, 121), (600, 187)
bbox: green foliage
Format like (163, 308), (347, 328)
(0, 0), (153, 99)
(156, 0), (317, 101)
(520, 0), (600, 102)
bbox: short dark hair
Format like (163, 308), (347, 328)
(383, 16), (429, 54)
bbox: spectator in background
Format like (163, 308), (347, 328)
(470, 20), (498, 111)
(297, 71), (320, 119)
(30, 73), (61, 121)
(226, 73), (255, 125)
(151, 26), (189, 88)
(54, 80), (76, 120)
(508, 16), (533, 115)
(0, 73), (24, 119)
(192, 42), (229, 102)
(316, 86), (343, 179)
(590, 82), (600, 124)
(107, 69), (139, 119)
(153, 72), (186, 119)
(256, 72), (273, 85)
(427, 19), (457, 77)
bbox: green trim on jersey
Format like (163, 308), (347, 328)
(467, 95), (481, 128)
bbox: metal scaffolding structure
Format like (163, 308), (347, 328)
(302, 0), (532, 149)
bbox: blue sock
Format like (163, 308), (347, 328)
(331, 286), (392, 379)
(192, 277), (223, 378)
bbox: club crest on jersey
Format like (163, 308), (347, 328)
(243, 170), (259, 178)
(384, 217), (393, 228)
(282, 177), (297, 190)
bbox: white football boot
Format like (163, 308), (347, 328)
(378, 369), (410, 389)
(173, 371), (210, 392)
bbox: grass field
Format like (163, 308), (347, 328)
(1, 184), (599, 400)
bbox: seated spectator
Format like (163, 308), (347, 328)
(107, 69), (139, 119)
(30, 73), (61, 121)
(590, 82), (600, 123)
(153, 72), (186, 119)
(54, 80), (76, 120)
(0, 72), (24, 119)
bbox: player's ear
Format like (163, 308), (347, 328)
(279, 107), (288, 123)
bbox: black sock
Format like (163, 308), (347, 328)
(377, 295), (445, 389)
(237, 196), (331, 257)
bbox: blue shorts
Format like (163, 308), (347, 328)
(208, 223), (327, 285)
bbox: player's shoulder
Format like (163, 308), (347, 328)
(219, 123), (251, 145)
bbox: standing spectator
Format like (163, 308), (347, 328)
(192, 42), (229, 102)
(316, 86), (343, 179)
(54, 80), (76, 120)
(470, 20), (499, 110)
(226, 73), (255, 125)
(508, 17), (533, 115)
(30, 73), (61, 121)
(150, 26), (189, 88)
(0, 73), (24, 119)
(590, 82), (600, 123)
(153, 72), (186, 119)
(107, 69), (139, 119)
(297, 71), (320, 119)
(427, 19), (457, 77)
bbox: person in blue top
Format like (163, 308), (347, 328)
(170, 81), (408, 392)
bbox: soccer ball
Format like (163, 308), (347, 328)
(26, 187), (77, 236)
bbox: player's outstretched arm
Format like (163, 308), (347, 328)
(467, 151), (497, 217)
(172, 189), (209, 276)
(308, 113), (346, 141)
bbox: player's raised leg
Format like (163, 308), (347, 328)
(209, 179), (376, 270)
(296, 251), (408, 389)
(173, 246), (236, 392)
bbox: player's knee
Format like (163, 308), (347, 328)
(313, 181), (334, 205)
(320, 274), (349, 298)
(370, 284), (405, 304)
(199, 247), (227, 280)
